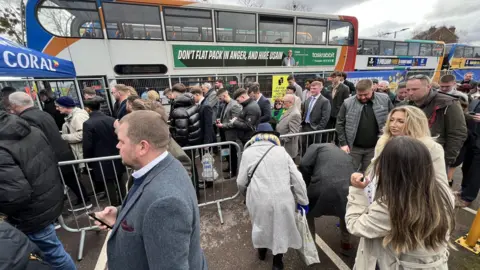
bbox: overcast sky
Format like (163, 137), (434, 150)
(215, 0), (480, 44)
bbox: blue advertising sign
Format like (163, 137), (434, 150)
(367, 57), (427, 67)
(0, 37), (76, 78)
(345, 70), (407, 89)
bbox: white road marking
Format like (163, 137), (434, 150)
(463, 207), (477, 215)
(94, 231), (111, 270)
(315, 233), (351, 270)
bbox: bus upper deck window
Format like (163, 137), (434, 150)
(164, 7), (213, 42)
(259, 15), (294, 44)
(408, 43), (420, 56)
(103, 2), (162, 40)
(296, 18), (327, 45)
(474, 47), (480, 58)
(394, 42), (408, 56)
(360, 40), (379, 55)
(37, 0), (103, 38)
(328, 20), (354, 46)
(215, 11), (256, 43)
(464, 47), (474, 58)
(380, 41), (394, 56)
(419, 44), (433, 56)
(432, 44), (444, 57)
(454, 46), (465, 58)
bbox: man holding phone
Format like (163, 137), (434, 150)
(94, 111), (207, 270)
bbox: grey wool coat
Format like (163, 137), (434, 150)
(237, 141), (309, 255)
(107, 154), (207, 270)
(299, 143), (354, 219)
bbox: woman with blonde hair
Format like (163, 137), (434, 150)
(347, 136), (455, 269)
(147, 90), (160, 102)
(368, 105), (450, 196)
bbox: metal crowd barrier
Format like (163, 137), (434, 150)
(56, 141), (241, 260)
(55, 131), (335, 261)
(279, 128), (337, 159)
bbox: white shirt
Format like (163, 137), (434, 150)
(255, 93), (263, 102)
(197, 96), (205, 105)
(132, 151), (169, 179)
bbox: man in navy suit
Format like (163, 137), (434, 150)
(191, 87), (215, 145)
(248, 82), (271, 123)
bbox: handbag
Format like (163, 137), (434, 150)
(245, 145), (275, 188)
(296, 208), (321, 266)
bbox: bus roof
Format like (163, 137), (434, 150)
(359, 36), (444, 44)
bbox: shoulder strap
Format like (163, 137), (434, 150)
(246, 145), (276, 188)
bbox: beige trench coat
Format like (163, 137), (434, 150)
(61, 107), (89, 167)
(346, 138), (455, 269)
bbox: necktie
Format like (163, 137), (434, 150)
(305, 96), (316, 123)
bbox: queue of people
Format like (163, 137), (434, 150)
(0, 70), (477, 270)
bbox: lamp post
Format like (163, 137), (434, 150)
(383, 28), (410, 38)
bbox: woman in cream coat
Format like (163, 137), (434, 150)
(347, 136), (455, 269)
(346, 106), (455, 269)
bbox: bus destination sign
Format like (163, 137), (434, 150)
(172, 45), (337, 68)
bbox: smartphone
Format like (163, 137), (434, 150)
(88, 212), (113, 229)
(469, 112), (477, 115)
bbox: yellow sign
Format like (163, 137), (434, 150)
(271, 75), (290, 103)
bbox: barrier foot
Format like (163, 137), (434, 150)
(216, 201), (224, 225)
(455, 207), (480, 254)
(78, 229), (86, 261)
(455, 235), (480, 254)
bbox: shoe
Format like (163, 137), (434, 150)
(455, 199), (472, 208)
(258, 248), (267, 261)
(272, 254), (284, 269)
(341, 241), (353, 251)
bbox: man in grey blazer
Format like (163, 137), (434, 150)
(94, 110), (207, 270)
(276, 94), (302, 158)
(216, 89), (242, 177)
(301, 80), (331, 153)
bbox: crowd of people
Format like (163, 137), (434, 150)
(0, 70), (478, 269)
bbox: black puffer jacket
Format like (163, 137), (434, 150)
(0, 112), (63, 234)
(0, 220), (52, 270)
(170, 93), (201, 147)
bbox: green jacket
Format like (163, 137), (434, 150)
(402, 91), (467, 166)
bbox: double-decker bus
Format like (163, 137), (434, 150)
(356, 37), (445, 81)
(25, 0), (358, 99)
(443, 43), (480, 79)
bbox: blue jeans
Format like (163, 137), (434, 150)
(27, 224), (76, 270)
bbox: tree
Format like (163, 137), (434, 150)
(284, 0), (312, 11)
(237, 0), (264, 8)
(0, 0), (25, 45)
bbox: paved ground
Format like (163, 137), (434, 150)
(56, 164), (479, 270)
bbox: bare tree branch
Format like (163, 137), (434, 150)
(237, 0), (264, 8)
(284, 0), (312, 11)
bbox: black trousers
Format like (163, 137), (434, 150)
(461, 146), (480, 202)
(219, 129), (238, 175)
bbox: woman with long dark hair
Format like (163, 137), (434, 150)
(346, 136), (455, 269)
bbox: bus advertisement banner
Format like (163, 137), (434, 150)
(367, 57), (428, 68)
(464, 59), (480, 67)
(173, 45), (337, 68)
